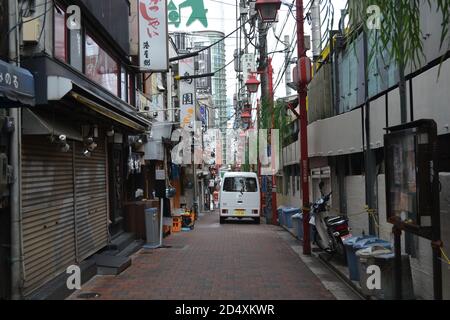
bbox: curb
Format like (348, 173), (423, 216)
(280, 223), (369, 300)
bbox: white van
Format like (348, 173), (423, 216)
(219, 172), (260, 224)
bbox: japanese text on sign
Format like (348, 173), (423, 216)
(138, 0), (168, 71)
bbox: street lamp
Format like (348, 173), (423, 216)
(245, 74), (260, 93)
(255, 0), (281, 23)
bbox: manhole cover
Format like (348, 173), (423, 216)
(77, 292), (101, 299)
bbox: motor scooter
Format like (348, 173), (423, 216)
(309, 183), (351, 258)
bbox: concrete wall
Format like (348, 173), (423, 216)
(306, 58), (450, 158)
(345, 176), (369, 236)
(347, 173), (450, 300)
(440, 173), (450, 300)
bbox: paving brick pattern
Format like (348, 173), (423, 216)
(69, 212), (335, 300)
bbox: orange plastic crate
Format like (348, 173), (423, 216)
(172, 221), (182, 232)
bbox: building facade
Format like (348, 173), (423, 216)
(276, 2), (450, 300)
(0, 0), (184, 299)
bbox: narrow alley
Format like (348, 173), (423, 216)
(68, 212), (357, 300)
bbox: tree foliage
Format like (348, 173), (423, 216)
(348, 0), (449, 70)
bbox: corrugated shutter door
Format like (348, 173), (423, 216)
(74, 139), (108, 261)
(21, 136), (76, 295)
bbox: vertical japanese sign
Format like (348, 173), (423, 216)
(138, 0), (169, 71)
(179, 57), (196, 130)
(241, 53), (255, 83)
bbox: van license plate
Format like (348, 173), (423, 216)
(234, 210), (245, 216)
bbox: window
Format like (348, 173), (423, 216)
(69, 28), (83, 72)
(85, 34), (119, 95)
(223, 177), (258, 193)
(128, 73), (136, 106)
(54, 5), (67, 62)
(120, 66), (128, 102)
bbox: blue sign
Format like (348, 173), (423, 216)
(0, 59), (35, 107)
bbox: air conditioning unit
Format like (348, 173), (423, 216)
(22, 17), (41, 44)
(136, 91), (154, 119)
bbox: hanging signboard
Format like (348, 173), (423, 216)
(179, 57), (196, 130)
(241, 53), (256, 83)
(138, 0), (169, 71)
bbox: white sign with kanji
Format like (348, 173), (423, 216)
(138, 0), (169, 71)
(179, 57), (196, 131)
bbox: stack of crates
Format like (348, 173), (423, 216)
(172, 216), (182, 232)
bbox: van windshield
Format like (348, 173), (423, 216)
(223, 177), (258, 192)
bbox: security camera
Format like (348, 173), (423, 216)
(59, 134), (67, 142)
(87, 142), (98, 152)
(85, 137), (94, 144)
(153, 111), (158, 118)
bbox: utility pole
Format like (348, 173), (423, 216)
(258, 16), (271, 223)
(9, 0), (22, 299)
(296, 0), (311, 255)
(268, 57), (277, 225)
(284, 35), (292, 97)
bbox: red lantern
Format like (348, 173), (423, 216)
(241, 109), (252, 123)
(294, 56), (312, 86)
(245, 74), (260, 93)
(255, 0), (281, 23)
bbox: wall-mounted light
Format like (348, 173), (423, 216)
(84, 137), (97, 153)
(49, 134), (70, 152)
(83, 149), (91, 157)
(106, 126), (115, 137)
(87, 142), (98, 152)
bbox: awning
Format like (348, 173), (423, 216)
(22, 108), (83, 141)
(47, 76), (151, 132)
(0, 60), (35, 107)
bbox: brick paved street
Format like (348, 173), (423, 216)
(69, 212), (352, 300)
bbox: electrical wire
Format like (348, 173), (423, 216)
(6, 0), (54, 35)
(273, 38), (297, 93)
(37, 0), (52, 47)
(270, 0), (295, 59)
(272, 0), (315, 95)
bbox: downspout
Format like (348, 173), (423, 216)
(362, 30), (377, 236)
(9, 0), (23, 300)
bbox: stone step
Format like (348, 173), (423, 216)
(94, 254), (132, 276)
(107, 232), (135, 252)
(117, 240), (144, 258)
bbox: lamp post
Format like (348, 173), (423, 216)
(255, 0), (281, 22)
(255, 0), (279, 226)
(256, 0), (311, 254)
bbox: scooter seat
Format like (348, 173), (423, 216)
(324, 216), (347, 227)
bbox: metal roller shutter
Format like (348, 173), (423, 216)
(74, 139), (108, 261)
(21, 136), (76, 295)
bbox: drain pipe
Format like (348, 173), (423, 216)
(9, 0), (23, 300)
